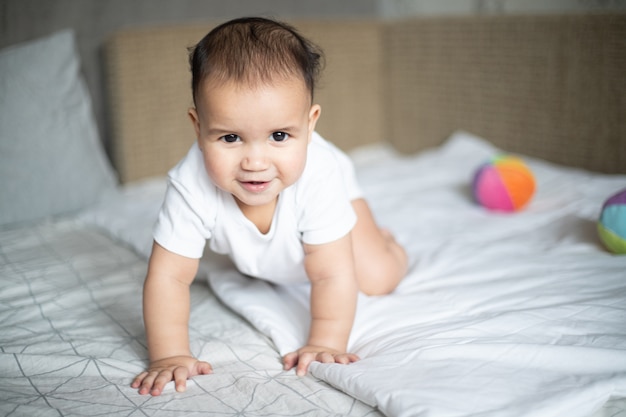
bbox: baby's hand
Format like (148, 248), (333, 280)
(131, 355), (213, 396)
(283, 345), (359, 376)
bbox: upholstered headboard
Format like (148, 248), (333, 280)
(384, 14), (626, 175)
(105, 14), (625, 183)
(105, 20), (384, 183)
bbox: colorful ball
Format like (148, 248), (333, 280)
(597, 188), (626, 254)
(472, 155), (536, 212)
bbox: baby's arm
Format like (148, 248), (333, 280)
(131, 242), (212, 395)
(283, 233), (360, 376)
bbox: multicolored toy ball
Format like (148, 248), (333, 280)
(472, 155), (536, 212)
(597, 188), (626, 254)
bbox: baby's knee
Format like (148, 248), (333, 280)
(360, 280), (397, 296)
(356, 259), (406, 296)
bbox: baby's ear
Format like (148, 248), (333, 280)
(308, 104), (321, 141)
(188, 108), (201, 139)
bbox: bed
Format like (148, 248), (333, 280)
(1, 14), (625, 417)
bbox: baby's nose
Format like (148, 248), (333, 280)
(241, 144), (269, 171)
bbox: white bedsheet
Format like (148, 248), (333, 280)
(205, 132), (626, 417)
(0, 220), (378, 416)
(74, 131), (626, 417)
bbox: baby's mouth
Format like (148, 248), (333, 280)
(240, 180), (271, 192)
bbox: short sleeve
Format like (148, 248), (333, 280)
(153, 179), (212, 259)
(297, 139), (357, 245)
(153, 144), (215, 259)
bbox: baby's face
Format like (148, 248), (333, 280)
(189, 77), (320, 214)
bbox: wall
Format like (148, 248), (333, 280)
(0, 0), (379, 151)
(378, 0), (626, 18)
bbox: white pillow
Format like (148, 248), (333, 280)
(0, 30), (117, 227)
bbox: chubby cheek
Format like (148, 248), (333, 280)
(280, 148), (308, 185)
(201, 151), (233, 188)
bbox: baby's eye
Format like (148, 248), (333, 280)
(271, 132), (289, 142)
(221, 134), (240, 143)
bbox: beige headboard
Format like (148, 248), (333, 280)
(105, 14), (625, 183)
(384, 14), (626, 175)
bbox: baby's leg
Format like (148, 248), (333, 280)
(350, 199), (408, 295)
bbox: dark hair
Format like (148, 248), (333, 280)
(189, 17), (324, 105)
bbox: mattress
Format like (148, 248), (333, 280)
(2, 132), (625, 416)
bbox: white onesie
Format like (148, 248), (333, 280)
(153, 132), (362, 285)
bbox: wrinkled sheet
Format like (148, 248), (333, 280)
(0, 224), (377, 416)
(206, 132), (626, 417)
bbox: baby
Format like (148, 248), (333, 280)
(132, 17), (408, 396)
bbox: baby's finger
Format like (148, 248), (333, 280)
(194, 360), (213, 376)
(138, 371), (159, 395)
(131, 371), (148, 389)
(151, 370), (174, 396)
(173, 366), (189, 392)
(317, 351), (335, 364)
(282, 351), (299, 371)
(335, 353), (360, 364)
(296, 352), (316, 376)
